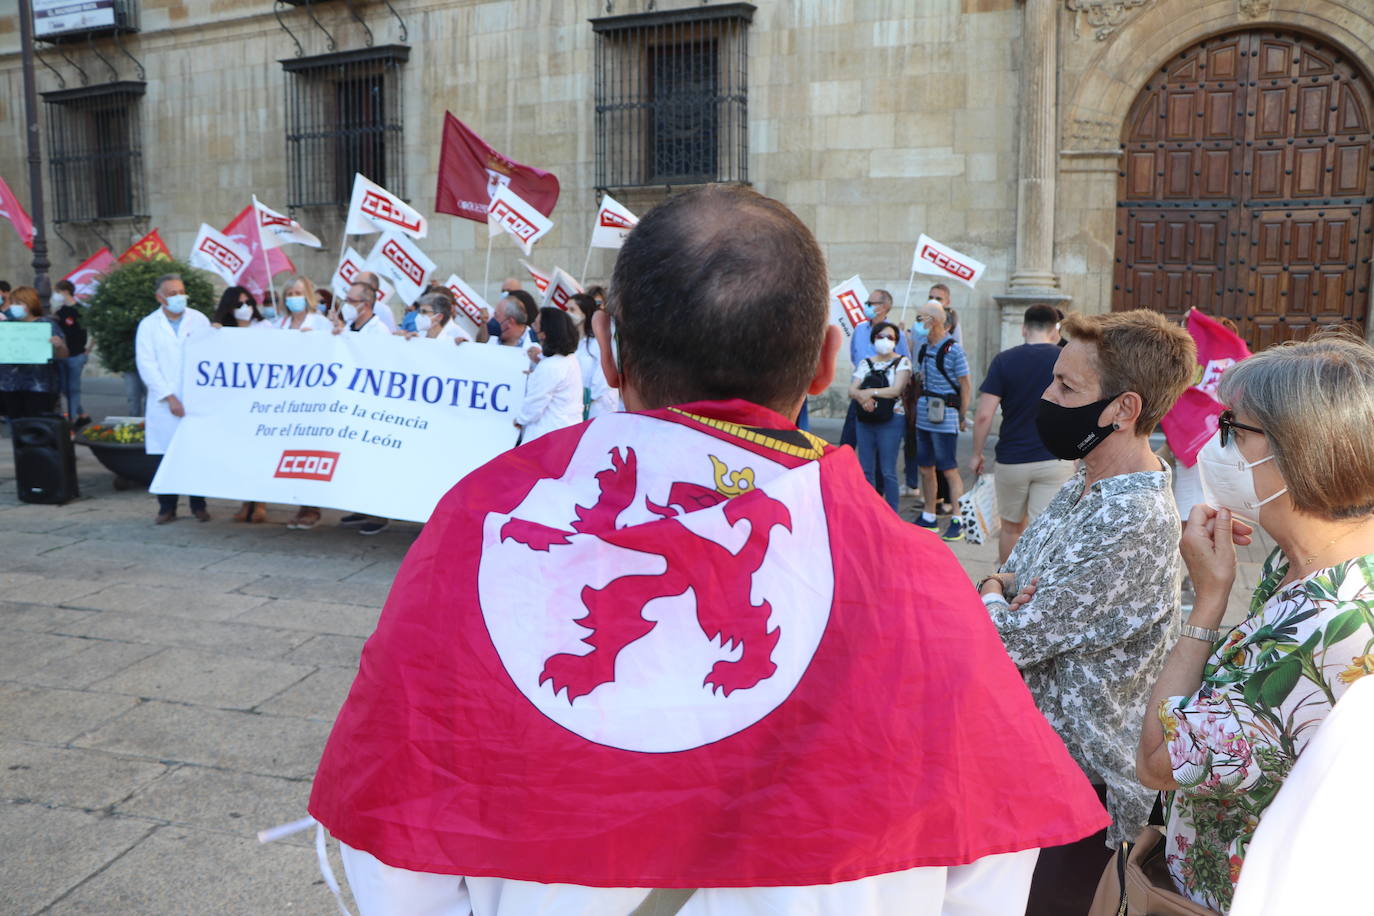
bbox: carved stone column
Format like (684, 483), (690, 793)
(997, 0), (1071, 351)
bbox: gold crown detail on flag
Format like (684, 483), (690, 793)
(709, 455), (755, 498)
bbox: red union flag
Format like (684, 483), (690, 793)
(252, 195), (322, 249)
(911, 234), (986, 289)
(346, 173), (427, 239)
(275, 450), (341, 482)
(828, 275), (870, 339)
(224, 205), (295, 299)
(442, 273), (491, 336)
(0, 174), (34, 249)
(540, 267), (583, 313)
(590, 194), (639, 250)
(488, 184), (553, 257)
(188, 224), (250, 284)
(1160, 309), (1253, 466)
(364, 230), (435, 304)
(62, 247), (115, 301)
(434, 112), (560, 224)
(520, 260), (551, 295)
(118, 229), (173, 264)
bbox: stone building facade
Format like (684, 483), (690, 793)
(0, 0), (1370, 403)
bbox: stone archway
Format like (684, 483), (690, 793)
(1112, 28), (1374, 348)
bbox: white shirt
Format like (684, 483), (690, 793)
(514, 353), (583, 443)
(273, 312), (332, 333)
(576, 336), (619, 418)
(349, 314), (391, 336)
(438, 319), (472, 343)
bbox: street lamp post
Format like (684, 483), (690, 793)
(18, 0), (51, 305)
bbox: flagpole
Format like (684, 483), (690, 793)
(482, 234), (494, 301)
(579, 237), (594, 288)
(899, 270), (917, 327)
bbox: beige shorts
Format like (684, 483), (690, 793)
(994, 459), (1075, 524)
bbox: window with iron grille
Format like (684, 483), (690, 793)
(43, 81), (147, 223)
(281, 45), (408, 209)
(591, 3), (753, 191)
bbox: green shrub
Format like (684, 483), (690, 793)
(85, 259), (215, 374)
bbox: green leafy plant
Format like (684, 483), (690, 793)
(79, 421), (145, 444)
(84, 259), (215, 374)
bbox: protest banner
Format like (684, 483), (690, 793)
(541, 267), (582, 313)
(364, 231), (435, 305)
(0, 175), (34, 249)
(151, 329), (528, 522)
(488, 184), (553, 256)
(442, 274), (491, 337)
(189, 224), (251, 285)
(62, 247), (115, 301)
(346, 173), (428, 239)
(434, 112), (560, 223)
(828, 275), (869, 340)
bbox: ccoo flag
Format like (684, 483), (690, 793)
(442, 273), (491, 338)
(521, 260), (551, 295)
(540, 267), (583, 313)
(189, 224), (251, 285)
(346, 174), (428, 239)
(911, 234), (986, 289)
(334, 246), (395, 305)
(488, 184), (553, 257)
(253, 196), (322, 249)
(828, 275), (870, 340)
(1159, 309), (1252, 467)
(363, 231), (435, 306)
(590, 194), (638, 250)
(434, 112), (560, 224)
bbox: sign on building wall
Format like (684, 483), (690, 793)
(32, 1), (117, 39)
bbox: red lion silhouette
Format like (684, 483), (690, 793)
(500, 447), (791, 703)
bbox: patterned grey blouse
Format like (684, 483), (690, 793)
(986, 460), (1181, 847)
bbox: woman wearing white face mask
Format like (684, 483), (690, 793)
(1136, 332), (1374, 914)
(847, 320), (911, 513)
(211, 286), (262, 329)
(274, 276), (330, 333)
(398, 292), (471, 344)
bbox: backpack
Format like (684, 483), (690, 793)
(856, 357), (903, 424)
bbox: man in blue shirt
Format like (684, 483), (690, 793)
(912, 301), (971, 540)
(969, 305), (1074, 562)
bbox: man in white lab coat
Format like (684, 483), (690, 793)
(135, 273), (212, 524)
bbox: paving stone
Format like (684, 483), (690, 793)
(0, 684), (140, 744)
(74, 701), (331, 779)
(0, 528), (82, 559)
(102, 565), (264, 593)
(236, 575), (392, 608)
(206, 550), (381, 582)
(0, 741), (169, 810)
(0, 600), (99, 635)
(65, 583), (272, 622)
(116, 764), (313, 842)
(57, 611), (313, 660)
(255, 668), (356, 721)
(16, 637), (164, 690)
(0, 802), (153, 915)
(282, 635), (366, 670)
(0, 629), (97, 680)
(341, 557), (407, 586)
(90, 648), (317, 710)
(0, 571), (107, 605)
(232, 598), (381, 639)
(41, 538), (230, 571)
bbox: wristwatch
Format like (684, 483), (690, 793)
(1180, 624), (1220, 643)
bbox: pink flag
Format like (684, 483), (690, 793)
(0, 175), (34, 249)
(224, 206), (295, 299)
(1160, 309), (1252, 466)
(62, 248), (115, 301)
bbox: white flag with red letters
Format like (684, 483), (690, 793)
(189, 224), (251, 285)
(540, 267), (583, 313)
(253, 195), (322, 249)
(521, 260), (551, 295)
(488, 184), (553, 256)
(442, 274), (491, 338)
(911, 234), (986, 289)
(590, 194), (638, 250)
(828, 275), (870, 340)
(334, 247), (395, 305)
(345, 173), (428, 239)
(364, 231), (435, 305)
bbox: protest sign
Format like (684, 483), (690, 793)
(151, 329), (528, 522)
(0, 322), (55, 364)
(828, 275), (869, 339)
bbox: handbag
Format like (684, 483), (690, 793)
(957, 475), (1000, 546)
(1088, 826), (1222, 916)
(855, 358), (900, 424)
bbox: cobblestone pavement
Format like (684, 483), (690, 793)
(0, 382), (1269, 914)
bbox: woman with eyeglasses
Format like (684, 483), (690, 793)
(1135, 332), (1374, 913)
(211, 286), (263, 329)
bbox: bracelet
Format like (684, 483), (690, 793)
(1180, 624), (1220, 643)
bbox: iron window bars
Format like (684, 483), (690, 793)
(43, 80), (147, 223)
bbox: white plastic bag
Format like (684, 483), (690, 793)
(958, 475), (1000, 546)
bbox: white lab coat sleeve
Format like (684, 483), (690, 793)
(515, 359), (558, 428)
(135, 314), (174, 405)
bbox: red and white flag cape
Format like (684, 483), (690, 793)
(62, 248), (115, 301)
(521, 260), (551, 295)
(0, 175), (34, 249)
(590, 194), (638, 250)
(188, 223), (251, 285)
(829, 275), (869, 340)
(346, 173), (427, 239)
(363, 230), (435, 305)
(911, 234), (986, 289)
(540, 266), (582, 313)
(252, 195), (322, 249)
(310, 399), (1108, 887)
(1160, 309), (1252, 466)
(224, 205), (295, 299)
(434, 111), (559, 224)
(488, 184), (553, 256)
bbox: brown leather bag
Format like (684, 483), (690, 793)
(1088, 826), (1222, 916)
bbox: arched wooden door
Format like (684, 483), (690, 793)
(1114, 30), (1374, 348)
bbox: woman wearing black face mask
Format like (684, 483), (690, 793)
(973, 309), (1198, 916)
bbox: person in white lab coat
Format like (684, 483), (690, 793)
(134, 273), (212, 524)
(571, 292), (619, 419)
(513, 307), (583, 444)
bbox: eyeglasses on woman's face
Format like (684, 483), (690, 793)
(1218, 408), (1264, 447)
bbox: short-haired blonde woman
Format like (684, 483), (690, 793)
(977, 309), (1196, 915)
(1137, 332), (1374, 913)
(274, 276), (330, 332)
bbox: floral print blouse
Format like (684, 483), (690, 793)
(1161, 548), (1374, 913)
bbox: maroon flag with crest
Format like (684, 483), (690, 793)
(435, 112), (560, 224)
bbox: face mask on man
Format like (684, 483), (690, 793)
(164, 294), (188, 315)
(261, 306), (278, 319)
(1035, 394), (1121, 460)
(1197, 431), (1287, 522)
(7, 304), (28, 319)
(50, 292), (67, 308)
(873, 337), (896, 356)
(415, 314), (433, 333)
(285, 296), (307, 314)
(863, 303), (878, 321)
(341, 304), (358, 324)
(233, 305), (253, 322)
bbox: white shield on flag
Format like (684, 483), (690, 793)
(443, 274), (492, 337)
(345, 173), (428, 239)
(828, 276), (870, 340)
(590, 194), (639, 250)
(364, 231), (436, 305)
(189, 224), (251, 285)
(253, 195), (322, 249)
(911, 234), (986, 289)
(335, 247), (395, 305)
(540, 267), (583, 313)
(488, 184), (553, 256)
(486, 168), (512, 202)
(520, 260), (551, 295)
